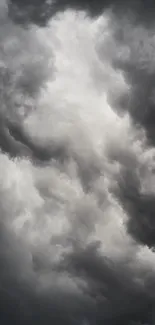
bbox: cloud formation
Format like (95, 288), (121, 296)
(1, 1), (155, 325)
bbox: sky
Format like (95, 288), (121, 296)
(1, 0), (155, 324)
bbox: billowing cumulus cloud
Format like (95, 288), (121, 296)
(1, 1), (155, 325)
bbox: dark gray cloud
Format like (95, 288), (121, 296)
(8, 0), (155, 27)
(1, 1), (155, 325)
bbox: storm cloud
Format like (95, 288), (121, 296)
(1, 1), (155, 325)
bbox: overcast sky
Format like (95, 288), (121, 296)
(0, 1), (155, 324)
